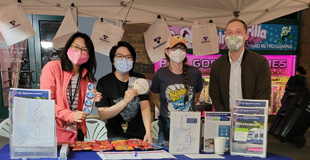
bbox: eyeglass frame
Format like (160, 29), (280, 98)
(114, 53), (133, 60)
(70, 44), (89, 54)
(168, 45), (187, 52)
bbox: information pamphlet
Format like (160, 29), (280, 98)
(11, 97), (55, 146)
(9, 88), (51, 119)
(9, 88), (51, 107)
(169, 111), (201, 155)
(9, 88), (57, 159)
(234, 107), (266, 115)
(235, 99), (268, 108)
(9, 88), (51, 134)
(230, 99), (268, 158)
(203, 112), (231, 153)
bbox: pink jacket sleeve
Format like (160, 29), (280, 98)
(40, 61), (75, 123)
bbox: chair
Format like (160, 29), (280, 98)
(151, 120), (159, 140)
(84, 118), (107, 141)
(0, 118), (9, 138)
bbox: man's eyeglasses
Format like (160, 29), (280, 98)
(70, 45), (89, 54)
(170, 45), (187, 51)
(115, 53), (133, 60)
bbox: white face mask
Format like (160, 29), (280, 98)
(225, 35), (244, 52)
(169, 49), (186, 64)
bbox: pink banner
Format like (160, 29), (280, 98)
(154, 54), (296, 77)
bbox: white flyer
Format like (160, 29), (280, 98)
(11, 97), (55, 146)
(169, 111), (201, 155)
(230, 99), (269, 158)
(203, 112), (231, 153)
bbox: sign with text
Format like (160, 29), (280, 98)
(154, 54), (296, 77)
(169, 24), (298, 51)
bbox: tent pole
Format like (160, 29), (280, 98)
(71, 3), (78, 26)
(123, 0), (134, 24)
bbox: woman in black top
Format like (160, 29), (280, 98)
(96, 41), (152, 142)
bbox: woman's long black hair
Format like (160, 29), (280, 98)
(60, 32), (97, 82)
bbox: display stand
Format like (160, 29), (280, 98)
(230, 99), (269, 158)
(9, 88), (57, 159)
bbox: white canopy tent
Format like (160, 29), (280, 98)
(0, 0), (309, 29)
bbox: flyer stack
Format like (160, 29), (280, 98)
(230, 99), (269, 158)
(9, 88), (56, 159)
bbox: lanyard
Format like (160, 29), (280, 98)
(68, 75), (81, 107)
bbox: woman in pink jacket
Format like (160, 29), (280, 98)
(40, 32), (102, 142)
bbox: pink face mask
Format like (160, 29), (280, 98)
(67, 48), (90, 65)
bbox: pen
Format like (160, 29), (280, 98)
(134, 151), (137, 157)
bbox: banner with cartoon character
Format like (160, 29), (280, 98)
(218, 24), (298, 50)
(169, 24), (298, 52)
(169, 26), (193, 49)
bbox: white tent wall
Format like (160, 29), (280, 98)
(0, 0), (309, 29)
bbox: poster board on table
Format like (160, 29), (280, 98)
(169, 111), (201, 155)
(230, 99), (268, 158)
(9, 88), (57, 159)
(203, 112), (231, 152)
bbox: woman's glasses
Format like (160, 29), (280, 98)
(70, 45), (89, 54)
(170, 45), (186, 51)
(115, 53), (133, 60)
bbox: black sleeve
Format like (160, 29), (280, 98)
(139, 93), (149, 101)
(151, 71), (160, 93)
(209, 61), (226, 111)
(95, 78), (111, 107)
(285, 76), (293, 87)
(195, 69), (203, 93)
